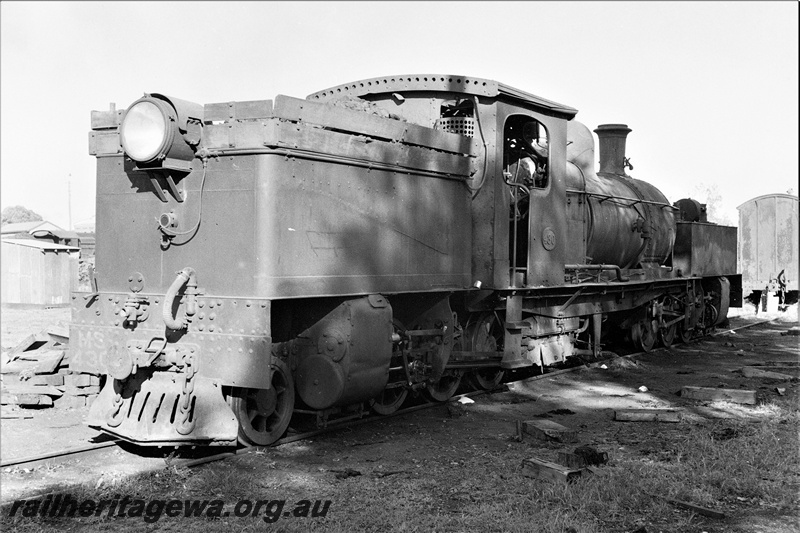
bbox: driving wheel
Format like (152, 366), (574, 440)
(423, 371), (462, 402)
(631, 319), (657, 353)
(227, 358), (294, 446)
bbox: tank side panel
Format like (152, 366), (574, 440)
(94, 156), (258, 296)
(254, 154), (472, 297)
(674, 222), (737, 277)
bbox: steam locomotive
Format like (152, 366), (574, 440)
(71, 74), (741, 447)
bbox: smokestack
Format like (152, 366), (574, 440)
(594, 124), (631, 176)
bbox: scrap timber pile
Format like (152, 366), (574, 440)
(0, 324), (100, 417)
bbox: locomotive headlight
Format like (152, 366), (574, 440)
(120, 99), (171, 163)
(119, 94), (204, 172)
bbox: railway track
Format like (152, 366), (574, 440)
(1, 317), (776, 502)
(0, 438), (121, 471)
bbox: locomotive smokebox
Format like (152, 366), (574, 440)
(595, 124), (632, 176)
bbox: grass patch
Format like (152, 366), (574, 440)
(3, 401), (798, 532)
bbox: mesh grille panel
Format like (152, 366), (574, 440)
(435, 117), (475, 138)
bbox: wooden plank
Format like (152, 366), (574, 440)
(556, 452), (587, 469)
(273, 95), (476, 155)
(522, 419), (578, 443)
(753, 366), (800, 374)
(204, 100), (274, 122)
(0, 359), (38, 374)
(25, 373), (64, 386)
(262, 120), (473, 178)
(16, 347), (63, 362)
(1, 383), (63, 397)
(63, 385), (101, 396)
(274, 94), (406, 142)
(8, 333), (41, 356)
(662, 497), (725, 519)
(521, 458), (584, 484)
(9, 331), (58, 359)
(614, 409), (682, 423)
(741, 366), (797, 381)
(45, 324), (69, 342)
(402, 124), (478, 156)
(1, 394), (54, 407)
(681, 386), (756, 405)
(203, 119), (474, 177)
(64, 374), (100, 387)
(1, 406), (33, 419)
(32, 351), (65, 374)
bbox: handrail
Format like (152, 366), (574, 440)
(565, 264), (629, 282)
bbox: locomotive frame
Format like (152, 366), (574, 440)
(72, 74), (741, 447)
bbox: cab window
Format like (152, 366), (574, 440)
(504, 116), (549, 190)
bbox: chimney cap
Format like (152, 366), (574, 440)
(594, 124), (631, 134)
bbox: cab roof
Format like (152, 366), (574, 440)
(307, 74), (578, 120)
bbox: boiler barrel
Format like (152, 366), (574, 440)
(566, 121), (675, 269)
(584, 174), (675, 268)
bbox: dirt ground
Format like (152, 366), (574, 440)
(1, 304), (798, 532)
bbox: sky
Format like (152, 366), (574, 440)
(1, 1), (798, 229)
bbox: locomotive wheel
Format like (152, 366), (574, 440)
(678, 287), (703, 344)
(466, 313), (504, 390)
(469, 368), (505, 391)
(659, 321), (677, 348)
(631, 320), (657, 353)
(659, 299), (678, 348)
(227, 358), (294, 446)
(423, 371), (462, 402)
(369, 386), (408, 415)
(678, 321), (693, 344)
(369, 319), (410, 415)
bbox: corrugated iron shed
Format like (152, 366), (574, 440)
(1, 238), (79, 307)
(0, 221), (63, 235)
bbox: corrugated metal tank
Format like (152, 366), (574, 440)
(1, 239), (79, 306)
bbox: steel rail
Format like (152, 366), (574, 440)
(175, 390), (488, 468)
(0, 438), (121, 471)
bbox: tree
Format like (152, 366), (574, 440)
(689, 183), (734, 226)
(1, 205), (43, 225)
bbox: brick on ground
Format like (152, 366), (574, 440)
(64, 374), (100, 387)
(63, 384), (101, 396)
